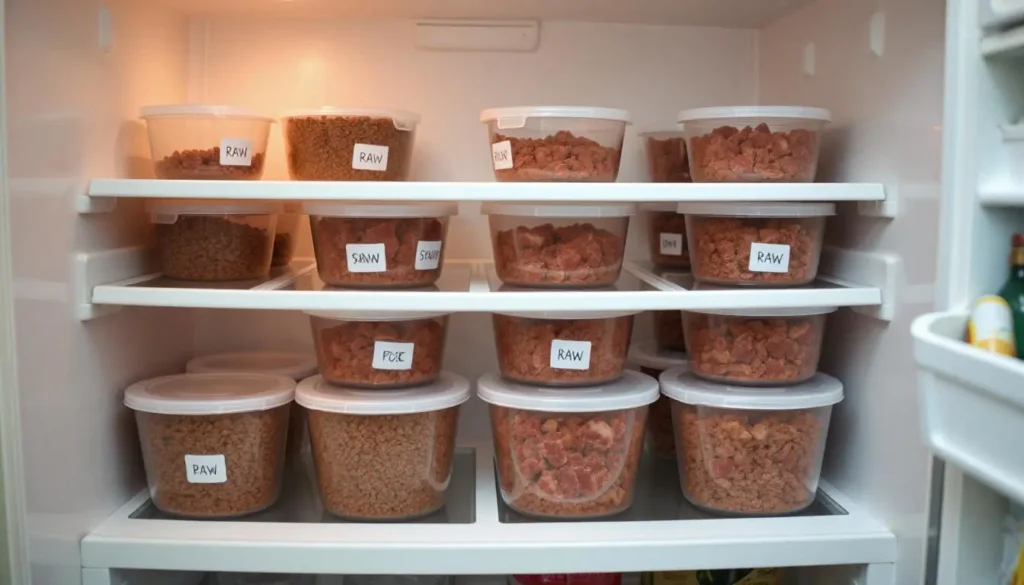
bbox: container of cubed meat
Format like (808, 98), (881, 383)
(681, 202), (834, 286)
(140, 105), (274, 180)
(480, 106), (631, 182)
(306, 310), (449, 389)
(484, 203), (635, 288)
(305, 202), (456, 288)
(642, 203), (689, 268)
(677, 106), (830, 182)
(493, 310), (637, 386)
(478, 370), (658, 518)
(660, 367), (843, 516)
(628, 342), (687, 459)
(639, 130), (690, 183)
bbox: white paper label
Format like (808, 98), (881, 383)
(219, 138), (253, 166)
(491, 140), (513, 170)
(659, 233), (683, 256)
(352, 143), (389, 171)
(748, 242), (791, 273)
(415, 240), (442, 270)
(185, 454), (227, 484)
(346, 243), (387, 272)
(372, 341), (414, 370)
(549, 340), (592, 370)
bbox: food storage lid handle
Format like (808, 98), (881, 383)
(496, 116), (528, 130)
(151, 213), (179, 224)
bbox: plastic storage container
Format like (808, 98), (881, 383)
(628, 342), (688, 459)
(643, 203), (689, 268)
(272, 204), (302, 268)
(681, 202), (834, 286)
(305, 202), (455, 288)
(493, 310), (637, 386)
(484, 203), (635, 287)
(640, 131), (690, 183)
(480, 106), (631, 182)
(282, 108), (419, 181)
(140, 105), (273, 180)
(215, 574), (315, 585)
(149, 200), (279, 281)
(479, 371), (657, 518)
(684, 306), (834, 386)
(124, 372), (295, 518)
(677, 106), (831, 183)
(307, 310), (449, 389)
(652, 308), (686, 352)
(660, 367), (843, 515)
(297, 373), (469, 520)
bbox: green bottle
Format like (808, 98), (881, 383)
(998, 233), (1024, 358)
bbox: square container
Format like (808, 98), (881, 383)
(640, 131), (691, 183)
(493, 310), (637, 386)
(149, 200), (280, 281)
(297, 372), (469, 520)
(140, 105), (273, 180)
(685, 306), (835, 386)
(659, 368), (843, 515)
(272, 204), (302, 268)
(305, 202), (456, 288)
(484, 203), (635, 288)
(480, 106), (631, 182)
(282, 107), (419, 181)
(628, 342), (688, 459)
(677, 106), (831, 183)
(307, 310), (449, 389)
(643, 203), (689, 268)
(124, 372), (295, 518)
(682, 202), (834, 286)
(478, 371), (658, 518)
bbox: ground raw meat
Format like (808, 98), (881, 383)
(492, 131), (622, 181)
(154, 147), (266, 180)
(310, 216), (446, 287)
(493, 222), (625, 287)
(284, 116), (414, 181)
(652, 310), (686, 352)
(640, 367), (676, 458)
(689, 124), (818, 182)
(156, 215), (274, 281)
(690, 216), (824, 285)
(648, 211), (690, 267)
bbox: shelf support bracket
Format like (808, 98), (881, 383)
(819, 246), (902, 322)
(73, 246), (153, 321)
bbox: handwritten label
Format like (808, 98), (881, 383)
(748, 242), (791, 273)
(219, 138), (253, 166)
(491, 140), (513, 170)
(415, 240), (442, 270)
(346, 243), (387, 273)
(659, 233), (683, 256)
(549, 340), (592, 370)
(372, 341), (414, 370)
(352, 143), (389, 171)
(185, 454), (227, 484)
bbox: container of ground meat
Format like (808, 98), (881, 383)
(659, 367), (842, 515)
(272, 204), (302, 268)
(628, 342), (687, 459)
(140, 105), (273, 180)
(307, 310), (449, 389)
(492, 310), (637, 386)
(149, 200), (280, 281)
(297, 372), (469, 520)
(643, 203), (689, 268)
(640, 131), (690, 183)
(305, 202), (456, 288)
(282, 107), (419, 181)
(484, 203), (635, 287)
(479, 370), (657, 518)
(681, 202), (833, 286)
(684, 305), (834, 386)
(480, 106), (631, 182)
(124, 372), (295, 518)
(677, 106), (831, 182)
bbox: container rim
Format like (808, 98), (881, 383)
(281, 107), (420, 130)
(296, 372), (470, 414)
(659, 367), (843, 410)
(677, 105), (832, 123)
(689, 306), (838, 317)
(495, 310), (640, 320)
(147, 199), (282, 218)
(302, 202), (458, 218)
(480, 106), (632, 124)
(186, 351), (318, 381)
(476, 371), (659, 412)
(140, 104), (275, 122)
(124, 373), (295, 415)
(678, 202), (836, 217)
(481, 202), (636, 218)
(305, 309), (450, 322)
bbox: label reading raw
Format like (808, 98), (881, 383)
(185, 454), (227, 484)
(415, 240), (442, 270)
(219, 138), (253, 166)
(491, 140), (513, 170)
(549, 340), (593, 370)
(352, 143), (389, 172)
(346, 243), (387, 273)
(659, 233), (683, 256)
(372, 341), (414, 370)
(748, 242), (791, 273)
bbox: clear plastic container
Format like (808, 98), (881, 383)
(493, 310), (637, 386)
(659, 368), (843, 515)
(307, 310), (449, 389)
(677, 106), (831, 183)
(304, 202), (456, 288)
(272, 204), (302, 268)
(297, 372), (469, 520)
(282, 107), (419, 181)
(681, 202), (834, 286)
(639, 131), (690, 183)
(628, 342), (687, 459)
(652, 308), (686, 352)
(643, 203), (689, 268)
(684, 306), (835, 386)
(140, 105), (274, 180)
(149, 200), (280, 281)
(478, 371), (658, 518)
(480, 106), (631, 182)
(124, 372), (295, 518)
(484, 203), (635, 288)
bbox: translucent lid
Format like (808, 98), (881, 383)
(659, 367), (843, 410)
(477, 370), (659, 412)
(640, 202), (680, 212)
(296, 372), (470, 414)
(303, 202), (457, 218)
(482, 202), (636, 218)
(628, 342), (687, 372)
(281, 107), (420, 130)
(677, 106), (832, 123)
(495, 309), (640, 320)
(140, 105), (274, 122)
(678, 202), (835, 217)
(480, 106), (632, 129)
(147, 199), (281, 219)
(305, 309), (449, 322)
(124, 373), (296, 415)
(186, 351), (318, 381)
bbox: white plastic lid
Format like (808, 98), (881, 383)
(281, 107), (420, 130)
(477, 370), (659, 412)
(303, 202), (457, 218)
(677, 106), (832, 123)
(147, 199), (281, 222)
(124, 372), (296, 415)
(296, 372), (470, 415)
(305, 309), (448, 322)
(186, 351), (318, 381)
(480, 106), (632, 130)
(659, 367), (843, 410)
(677, 202), (835, 217)
(140, 105), (274, 122)
(640, 202), (680, 212)
(628, 342), (687, 372)
(481, 202), (636, 218)
(495, 309), (640, 320)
